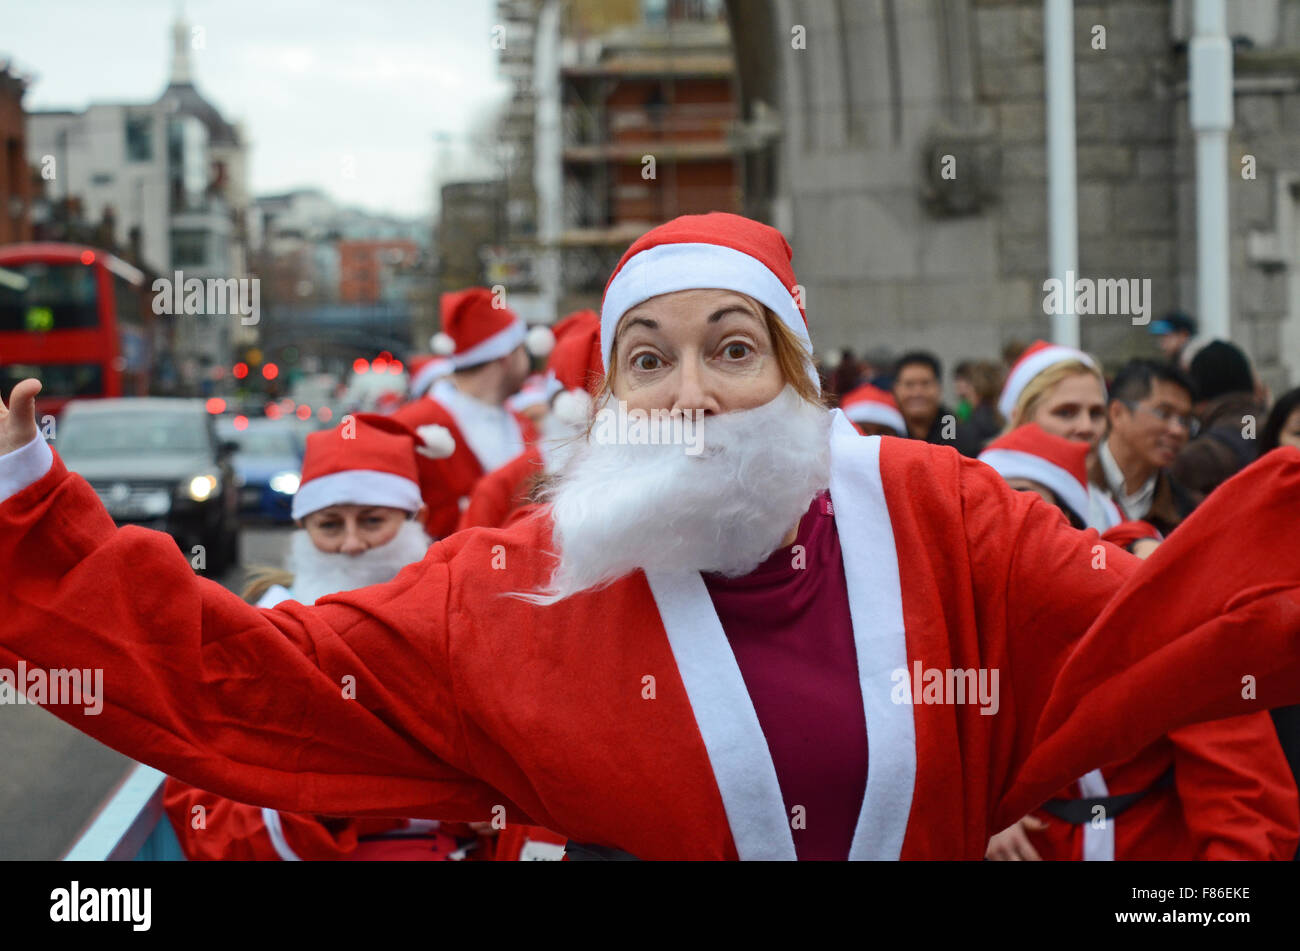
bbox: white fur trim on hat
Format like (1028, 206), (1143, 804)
(601, 242), (818, 391)
(415, 424), (457, 459)
(551, 388), (592, 428)
(998, 345), (1099, 420)
(431, 332), (456, 355)
(843, 401), (905, 435)
(978, 448), (1090, 526)
(292, 469), (423, 520)
(445, 320), (528, 372)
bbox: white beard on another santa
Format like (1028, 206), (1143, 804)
(521, 384), (832, 605)
(286, 518), (433, 605)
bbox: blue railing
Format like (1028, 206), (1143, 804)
(61, 763), (186, 861)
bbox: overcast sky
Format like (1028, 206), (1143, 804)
(2, 0), (513, 218)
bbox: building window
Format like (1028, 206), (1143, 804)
(172, 230), (208, 267)
(125, 117), (153, 162)
(91, 172), (114, 186)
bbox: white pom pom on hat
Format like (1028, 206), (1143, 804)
(526, 324), (556, 359)
(415, 424), (457, 459)
(431, 332), (457, 356)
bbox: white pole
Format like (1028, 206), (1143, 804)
(1044, 0), (1079, 348)
(1190, 0), (1233, 340)
(534, 0), (563, 323)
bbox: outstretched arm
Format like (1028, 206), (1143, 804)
(0, 380), (512, 823)
(998, 448), (1300, 825)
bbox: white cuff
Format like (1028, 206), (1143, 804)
(0, 433), (54, 503)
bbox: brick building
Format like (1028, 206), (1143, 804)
(0, 61), (32, 245)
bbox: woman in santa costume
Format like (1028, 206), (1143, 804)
(979, 425), (1299, 860)
(459, 309), (601, 533)
(3, 213), (1300, 861)
(999, 340), (1122, 532)
(390, 288), (550, 538)
(163, 414), (484, 861)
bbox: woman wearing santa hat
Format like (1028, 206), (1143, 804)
(999, 340), (1121, 532)
(390, 287), (550, 538)
(163, 415), (487, 861)
(3, 213), (1300, 860)
(979, 425), (1298, 861)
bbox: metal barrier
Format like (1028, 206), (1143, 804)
(61, 763), (186, 861)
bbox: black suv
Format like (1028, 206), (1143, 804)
(55, 398), (240, 574)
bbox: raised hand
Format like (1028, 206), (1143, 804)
(0, 378), (41, 456)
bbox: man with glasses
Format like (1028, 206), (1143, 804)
(1096, 359), (1200, 535)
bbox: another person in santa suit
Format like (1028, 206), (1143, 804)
(999, 340), (1121, 533)
(5, 213), (1300, 860)
(839, 383), (905, 437)
(163, 414), (482, 861)
(459, 309), (601, 533)
(390, 288), (549, 538)
(979, 425), (1299, 861)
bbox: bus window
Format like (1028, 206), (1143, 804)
(0, 363), (104, 403)
(0, 263), (100, 331)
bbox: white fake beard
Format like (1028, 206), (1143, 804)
(522, 385), (832, 605)
(287, 518), (432, 605)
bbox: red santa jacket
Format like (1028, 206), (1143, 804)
(1027, 713), (1298, 860)
(391, 393), (537, 538)
(161, 778), (469, 861)
(457, 447), (544, 532)
(2, 415), (1300, 859)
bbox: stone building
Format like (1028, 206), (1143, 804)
(725, 0), (1300, 389)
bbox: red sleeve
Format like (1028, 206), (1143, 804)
(162, 777), (396, 860)
(0, 453), (515, 822)
(1004, 448), (1300, 823)
(1167, 714), (1300, 860)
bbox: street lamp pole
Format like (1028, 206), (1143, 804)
(1044, 0), (1080, 349)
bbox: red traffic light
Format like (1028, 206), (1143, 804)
(233, 362), (249, 380)
(353, 358), (370, 374)
(80, 250), (95, 265)
(233, 414), (249, 431)
(205, 397), (226, 414)
(262, 363), (279, 380)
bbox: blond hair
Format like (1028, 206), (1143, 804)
(1006, 359), (1105, 431)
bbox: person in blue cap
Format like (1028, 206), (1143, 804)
(1150, 311), (1198, 366)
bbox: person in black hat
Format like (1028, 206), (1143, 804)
(1171, 339), (1265, 501)
(1150, 311), (1198, 366)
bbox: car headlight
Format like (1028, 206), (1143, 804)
(269, 471), (300, 495)
(188, 474), (220, 502)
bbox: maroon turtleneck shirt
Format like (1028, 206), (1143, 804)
(702, 491), (868, 860)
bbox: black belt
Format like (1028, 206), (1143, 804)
(564, 841), (641, 861)
(1040, 767), (1175, 825)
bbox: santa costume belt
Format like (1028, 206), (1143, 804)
(563, 841), (641, 861)
(1039, 767), (1175, 825)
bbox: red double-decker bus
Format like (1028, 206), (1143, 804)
(0, 242), (168, 416)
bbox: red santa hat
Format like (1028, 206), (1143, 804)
(998, 339), (1101, 420)
(292, 414), (435, 520)
(978, 423), (1092, 525)
(546, 309), (604, 396)
(428, 288), (528, 376)
(839, 383), (905, 435)
(600, 213), (818, 391)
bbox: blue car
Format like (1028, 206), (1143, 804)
(215, 416), (304, 523)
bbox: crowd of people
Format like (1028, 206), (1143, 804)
(2, 212), (1300, 862)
